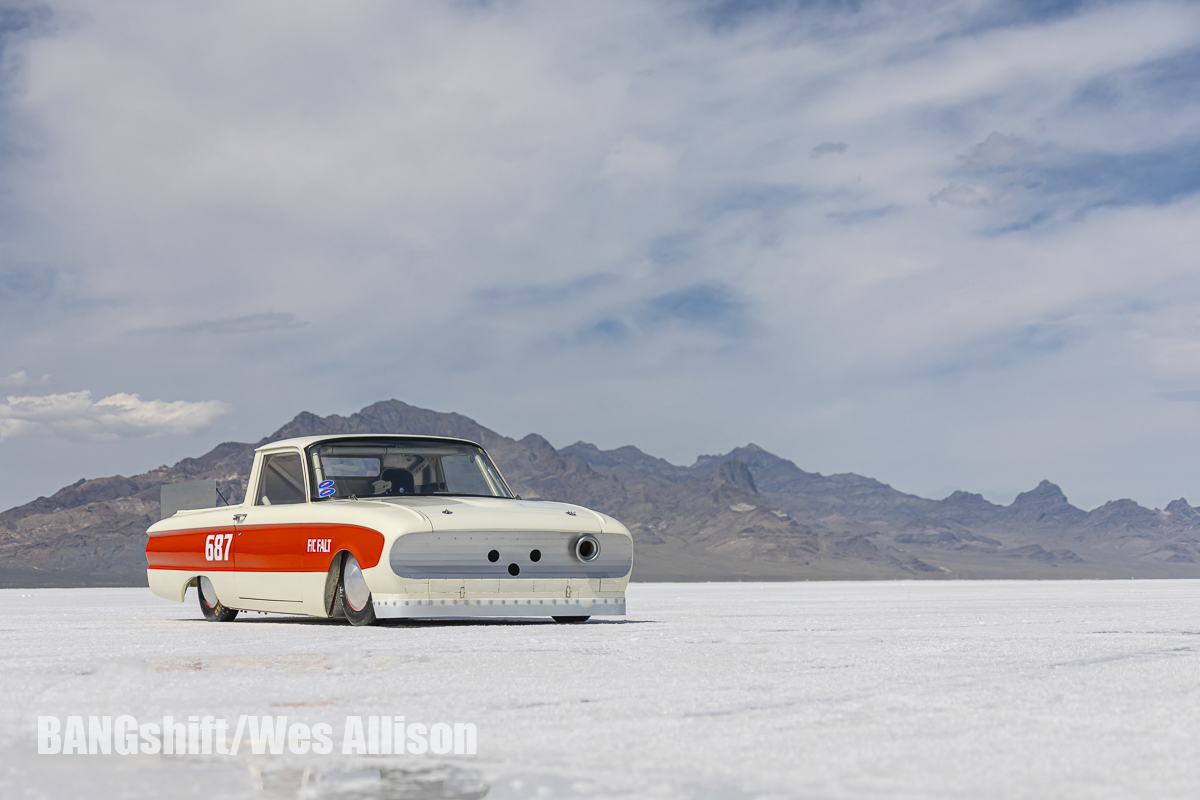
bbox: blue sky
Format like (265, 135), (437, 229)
(1, 0), (1200, 512)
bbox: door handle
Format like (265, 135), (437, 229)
(233, 513), (247, 524)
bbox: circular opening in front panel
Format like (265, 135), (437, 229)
(575, 535), (600, 563)
(508, 563), (520, 576)
(529, 549), (542, 562)
(488, 549), (500, 563)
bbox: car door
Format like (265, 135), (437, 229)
(234, 450), (307, 603)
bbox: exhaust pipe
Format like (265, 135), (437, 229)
(575, 535), (601, 563)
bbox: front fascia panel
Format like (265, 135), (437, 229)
(389, 531), (632, 579)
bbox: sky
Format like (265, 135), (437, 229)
(2, 0), (1200, 513)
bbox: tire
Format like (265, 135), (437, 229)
(340, 553), (377, 627)
(552, 616), (590, 624)
(198, 576), (239, 622)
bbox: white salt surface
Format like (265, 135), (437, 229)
(1, 580), (1199, 799)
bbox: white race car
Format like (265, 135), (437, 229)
(146, 435), (632, 625)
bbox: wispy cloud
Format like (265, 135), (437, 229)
(133, 312), (306, 336)
(825, 206), (897, 224)
(476, 273), (618, 307)
(927, 322), (1082, 378)
(811, 141), (848, 158)
(932, 130), (1200, 214)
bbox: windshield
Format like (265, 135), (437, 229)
(307, 439), (512, 500)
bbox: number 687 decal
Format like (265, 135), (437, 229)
(205, 533), (233, 561)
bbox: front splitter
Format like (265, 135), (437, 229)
(371, 595), (625, 618)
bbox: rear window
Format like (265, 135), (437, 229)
(321, 457), (380, 477)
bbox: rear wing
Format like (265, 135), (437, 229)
(160, 479), (217, 520)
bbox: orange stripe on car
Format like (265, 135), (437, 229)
(146, 523), (384, 572)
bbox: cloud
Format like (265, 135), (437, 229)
(133, 312), (306, 336)
(603, 136), (676, 179)
(0, 370), (51, 388)
(825, 206), (898, 224)
(933, 130), (1200, 215)
(927, 322), (1082, 378)
(931, 132), (1036, 208)
(968, 132), (1029, 166)
(930, 180), (1011, 208)
(0, 391), (230, 442)
(576, 317), (630, 344)
(811, 141), (848, 157)
(476, 273), (618, 308)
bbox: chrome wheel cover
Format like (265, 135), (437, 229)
(343, 555), (371, 612)
(199, 576), (219, 609)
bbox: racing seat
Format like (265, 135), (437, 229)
(379, 468), (415, 496)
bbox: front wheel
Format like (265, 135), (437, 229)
(552, 616), (590, 624)
(340, 554), (377, 627)
(198, 576), (238, 622)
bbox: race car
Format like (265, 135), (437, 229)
(145, 434), (632, 625)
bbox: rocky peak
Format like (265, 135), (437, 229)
(1079, 499), (1166, 535)
(560, 441), (693, 485)
(265, 410), (333, 441)
(715, 459), (758, 495)
(1014, 480), (1069, 505)
(1164, 498), (1200, 521)
(517, 433), (567, 470)
(940, 490), (998, 509)
(266, 399), (501, 446)
(929, 490), (1003, 527)
(1005, 480), (1087, 526)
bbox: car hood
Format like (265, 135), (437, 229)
(372, 496), (604, 534)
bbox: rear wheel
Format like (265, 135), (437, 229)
(552, 616), (590, 624)
(197, 576), (238, 622)
(340, 554), (377, 627)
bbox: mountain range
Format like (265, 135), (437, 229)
(2, 399), (1198, 587)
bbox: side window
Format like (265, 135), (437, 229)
(256, 453), (306, 506)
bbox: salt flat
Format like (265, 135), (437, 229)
(1, 580), (1198, 799)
